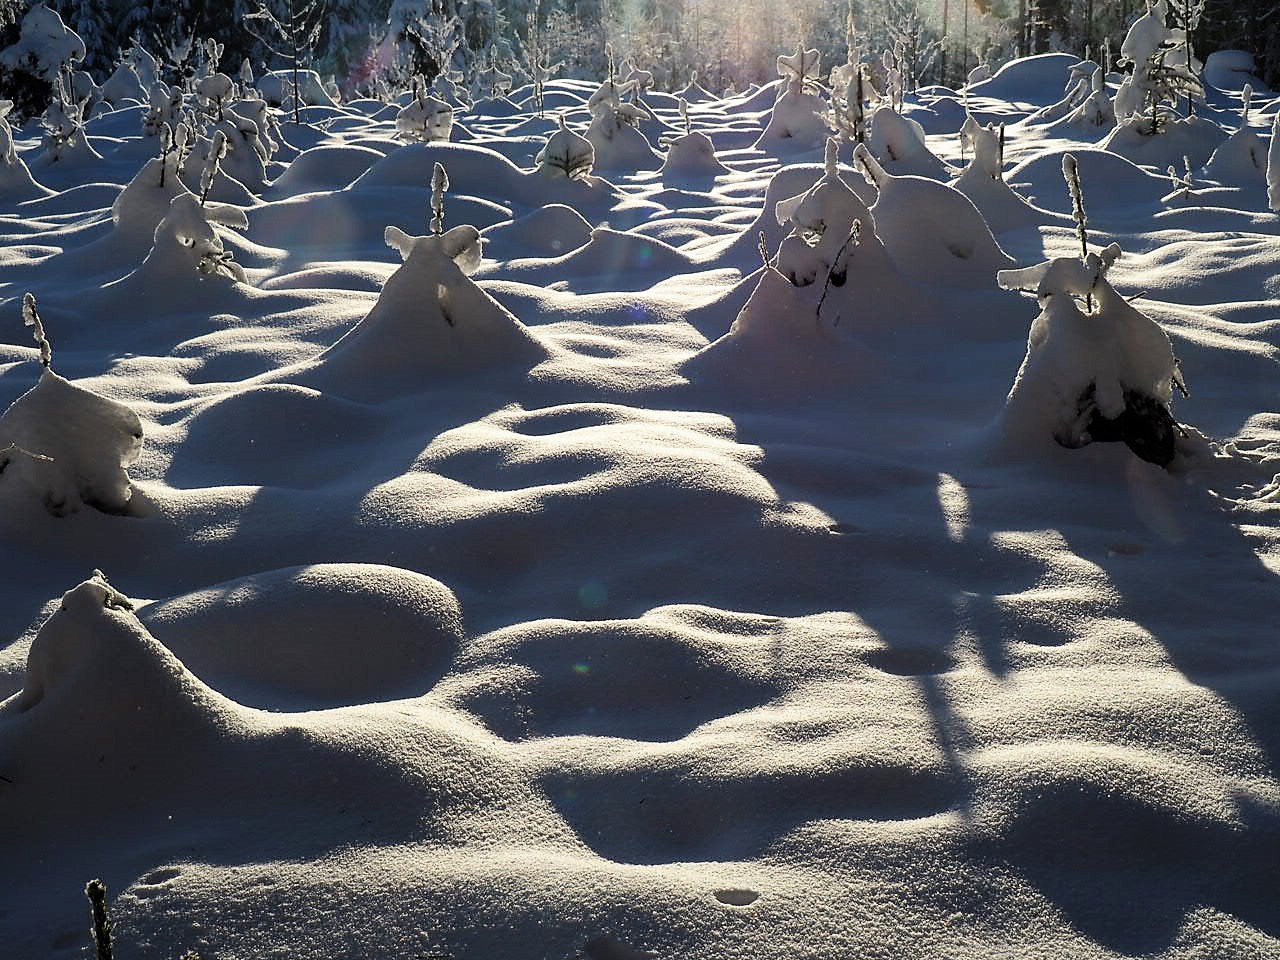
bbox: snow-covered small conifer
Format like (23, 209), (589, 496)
(536, 117), (595, 180)
(396, 83), (454, 143)
(23, 293), (52, 368)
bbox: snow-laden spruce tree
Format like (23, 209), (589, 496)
(396, 79), (455, 143)
(0, 3), (86, 120)
(37, 75), (101, 168)
(585, 59), (660, 170)
(995, 155), (1187, 467)
(536, 116), (595, 180)
(0, 295), (145, 516)
(753, 44), (828, 151)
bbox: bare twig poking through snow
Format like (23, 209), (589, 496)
(23, 292), (51, 368)
(90, 569), (134, 610)
(757, 231), (771, 268)
(430, 162), (449, 236)
(817, 220), (862, 326)
(85, 879), (114, 960)
(1062, 154), (1093, 311)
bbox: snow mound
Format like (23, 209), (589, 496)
(966, 53), (1080, 106)
(1102, 115), (1228, 171)
(1204, 51), (1267, 92)
(1008, 147), (1171, 215)
(138, 563), (464, 710)
(661, 130), (728, 177)
(953, 117), (1058, 234)
(481, 203), (593, 259)
(297, 224), (548, 395)
(269, 144), (384, 196)
(0, 368), (143, 516)
(867, 107), (954, 179)
(856, 144), (1015, 289)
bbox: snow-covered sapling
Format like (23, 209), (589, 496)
(199, 129), (228, 207)
(395, 79), (454, 143)
(430, 162), (448, 236)
(536, 117), (594, 180)
(86, 879), (114, 960)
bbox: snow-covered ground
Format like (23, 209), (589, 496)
(2, 51), (1279, 960)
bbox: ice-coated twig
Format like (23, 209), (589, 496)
(200, 129), (228, 207)
(817, 220), (861, 327)
(430, 162), (449, 236)
(1062, 153), (1092, 311)
(23, 292), (51, 368)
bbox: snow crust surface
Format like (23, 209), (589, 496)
(0, 64), (1278, 960)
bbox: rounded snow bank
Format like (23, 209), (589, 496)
(1008, 147), (1170, 214)
(966, 53), (1079, 106)
(1204, 51), (1267, 91)
(271, 144), (383, 196)
(0, 369), (143, 516)
(481, 203), (592, 259)
(138, 563), (464, 710)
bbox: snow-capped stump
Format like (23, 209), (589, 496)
(753, 44), (829, 151)
(396, 82), (454, 143)
(303, 221), (548, 392)
(537, 116), (595, 180)
(0, 296), (144, 516)
(997, 244), (1186, 467)
(866, 105), (953, 180)
(854, 142), (1014, 289)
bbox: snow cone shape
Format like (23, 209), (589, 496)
(137, 192), (248, 283)
(997, 244), (1185, 467)
(753, 45), (828, 151)
(309, 224), (548, 390)
(953, 116), (1049, 234)
(0, 368), (144, 516)
(855, 143), (1014, 289)
(537, 116), (595, 180)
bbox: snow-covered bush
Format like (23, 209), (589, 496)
(142, 193), (249, 283)
(753, 45), (828, 150)
(996, 157), (1186, 466)
(773, 139), (870, 287)
(585, 72), (659, 170)
(0, 99), (49, 199)
(865, 106), (952, 179)
(38, 77), (100, 167)
(396, 83), (454, 143)
(661, 100), (727, 178)
(0, 4), (86, 119)
(0, 296), (144, 516)
(143, 83), (185, 138)
(1112, 0), (1203, 129)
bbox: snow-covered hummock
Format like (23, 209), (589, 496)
(257, 70), (338, 109)
(1204, 50), (1267, 91)
(866, 105), (953, 179)
(966, 62), (993, 85)
(753, 46), (828, 151)
(586, 78), (661, 171)
(953, 116), (1050, 233)
(536, 116), (595, 180)
(1203, 86), (1267, 187)
(855, 143), (1014, 289)
(1102, 113), (1226, 170)
(100, 58), (145, 107)
(397, 89), (454, 143)
(301, 225), (548, 394)
(0, 99), (50, 199)
(229, 97), (280, 158)
(0, 3), (85, 82)
(0, 368), (143, 516)
(661, 104), (727, 178)
(996, 241), (1184, 466)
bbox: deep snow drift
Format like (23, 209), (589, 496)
(0, 49), (1279, 960)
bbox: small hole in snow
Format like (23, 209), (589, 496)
(714, 888), (760, 907)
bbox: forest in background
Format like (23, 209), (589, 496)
(0, 0), (1277, 102)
